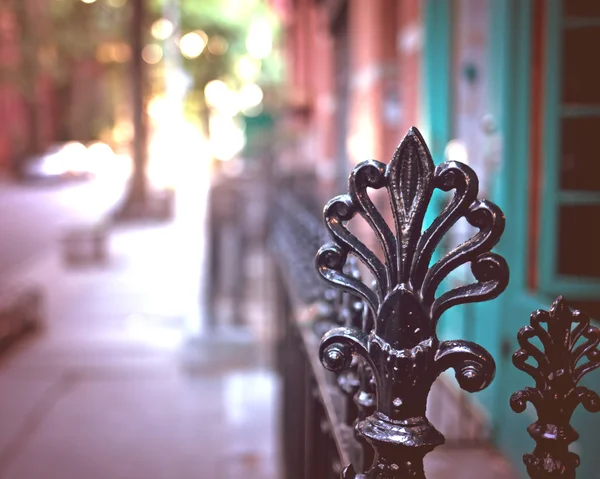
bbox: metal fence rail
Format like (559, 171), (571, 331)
(270, 127), (600, 479)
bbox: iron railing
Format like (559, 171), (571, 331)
(270, 127), (600, 479)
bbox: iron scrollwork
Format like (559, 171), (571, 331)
(511, 297), (600, 479)
(316, 127), (509, 478)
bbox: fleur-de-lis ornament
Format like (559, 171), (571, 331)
(511, 297), (600, 479)
(316, 128), (509, 478)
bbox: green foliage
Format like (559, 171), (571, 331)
(0, 0), (130, 90)
(0, 0), (282, 150)
(47, 0), (129, 82)
(148, 0), (282, 111)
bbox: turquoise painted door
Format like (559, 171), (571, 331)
(485, 2), (538, 473)
(444, 0), (507, 424)
(423, 0), (507, 439)
(425, 1), (600, 477)
(488, 2), (600, 478)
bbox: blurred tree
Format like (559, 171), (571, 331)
(0, 0), (129, 167)
(118, 0), (149, 217)
(1, 0), (282, 205)
(45, 0), (129, 142)
(149, 0), (282, 130)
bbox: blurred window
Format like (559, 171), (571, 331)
(535, 0), (600, 315)
(560, 117), (600, 190)
(557, 205), (600, 276)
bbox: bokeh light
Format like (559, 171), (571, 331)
(238, 84), (263, 109)
(179, 31), (207, 59)
(236, 56), (261, 82)
(204, 80), (230, 109)
(112, 43), (131, 63)
(151, 19), (174, 41)
(147, 96), (169, 120)
(445, 139), (469, 164)
(246, 19), (272, 59)
(96, 42), (131, 64)
(142, 44), (163, 64)
(207, 36), (229, 55)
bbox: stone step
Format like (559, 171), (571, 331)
(0, 285), (44, 353)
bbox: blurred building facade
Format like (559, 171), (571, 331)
(276, 0), (600, 477)
(0, 1), (53, 171)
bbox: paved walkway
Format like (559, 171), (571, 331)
(0, 165), (280, 478)
(0, 164), (518, 479)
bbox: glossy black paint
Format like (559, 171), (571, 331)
(511, 297), (600, 479)
(316, 127), (509, 478)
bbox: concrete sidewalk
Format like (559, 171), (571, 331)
(0, 196), (279, 478)
(0, 164), (518, 479)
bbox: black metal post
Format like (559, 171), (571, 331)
(511, 297), (600, 479)
(316, 127), (509, 478)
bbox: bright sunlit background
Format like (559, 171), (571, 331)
(0, 0), (284, 354)
(0, 0), (282, 477)
(1, 0), (282, 187)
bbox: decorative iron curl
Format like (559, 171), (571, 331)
(511, 297), (600, 479)
(434, 339), (496, 393)
(320, 328), (372, 375)
(316, 127), (509, 479)
(315, 127), (508, 333)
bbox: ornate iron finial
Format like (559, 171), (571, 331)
(316, 127), (509, 478)
(511, 297), (600, 479)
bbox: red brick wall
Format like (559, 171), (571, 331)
(0, 8), (21, 170)
(0, 0), (56, 171)
(277, 0), (427, 257)
(279, 0), (423, 196)
(309, 4), (336, 193)
(347, 0), (388, 164)
(279, 0), (337, 199)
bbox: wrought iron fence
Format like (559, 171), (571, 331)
(270, 127), (600, 479)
